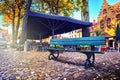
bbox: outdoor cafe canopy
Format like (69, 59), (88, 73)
(27, 11), (93, 39)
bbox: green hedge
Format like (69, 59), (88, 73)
(77, 45), (91, 50)
(50, 45), (63, 49)
(16, 44), (24, 51)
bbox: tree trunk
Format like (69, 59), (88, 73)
(19, 0), (32, 44)
(81, 0), (90, 37)
(12, 19), (15, 43)
(15, 11), (20, 43)
(12, 10), (15, 44)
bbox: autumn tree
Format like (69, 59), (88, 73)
(81, 0), (90, 37)
(19, 0), (32, 44)
(0, 0), (25, 44)
(31, 0), (81, 16)
(15, 0), (25, 43)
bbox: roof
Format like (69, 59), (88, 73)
(27, 11), (92, 39)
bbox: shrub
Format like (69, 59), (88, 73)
(50, 45), (63, 49)
(77, 45), (91, 50)
(17, 44), (24, 51)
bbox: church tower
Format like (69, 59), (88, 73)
(97, 0), (116, 36)
(97, 0), (120, 48)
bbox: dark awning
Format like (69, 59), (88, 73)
(27, 11), (92, 39)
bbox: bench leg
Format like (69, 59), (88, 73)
(85, 53), (95, 68)
(84, 59), (91, 69)
(92, 53), (95, 65)
(48, 50), (59, 60)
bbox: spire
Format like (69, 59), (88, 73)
(104, 0), (107, 3)
(103, 0), (108, 6)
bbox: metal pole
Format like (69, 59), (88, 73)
(118, 40), (120, 53)
(52, 29), (55, 39)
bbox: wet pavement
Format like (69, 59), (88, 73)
(0, 49), (120, 80)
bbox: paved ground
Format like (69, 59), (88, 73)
(0, 49), (120, 80)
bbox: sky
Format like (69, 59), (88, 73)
(74, 0), (120, 22)
(0, 0), (119, 26)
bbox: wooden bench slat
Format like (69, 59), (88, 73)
(50, 41), (105, 45)
(51, 36), (105, 41)
(50, 36), (105, 45)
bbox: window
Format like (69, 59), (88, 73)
(118, 6), (120, 12)
(103, 9), (107, 17)
(100, 20), (105, 29)
(116, 14), (120, 21)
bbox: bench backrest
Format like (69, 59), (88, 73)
(50, 36), (105, 46)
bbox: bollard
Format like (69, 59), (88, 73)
(24, 41), (28, 52)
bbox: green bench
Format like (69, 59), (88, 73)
(48, 36), (105, 68)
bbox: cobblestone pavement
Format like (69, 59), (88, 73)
(0, 49), (120, 80)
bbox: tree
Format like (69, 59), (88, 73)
(81, 0), (90, 37)
(14, 0), (25, 43)
(94, 28), (102, 36)
(116, 23), (120, 52)
(19, 0), (32, 44)
(31, 0), (81, 16)
(0, 0), (25, 44)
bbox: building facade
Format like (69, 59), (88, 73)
(97, 0), (120, 49)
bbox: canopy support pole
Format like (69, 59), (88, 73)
(39, 34), (42, 43)
(39, 34), (42, 51)
(82, 27), (90, 37)
(52, 29), (55, 39)
(118, 40), (120, 53)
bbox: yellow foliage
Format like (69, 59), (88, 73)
(67, 3), (74, 9)
(62, 0), (67, 5)
(3, 12), (23, 28)
(77, 0), (81, 4)
(59, 9), (64, 13)
(111, 19), (117, 26)
(105, 27), (115, 36)
(3, 14), (10, 23)
(40, 0), (44, 3)
(34, 0), (81, 17)
(63, 0), (67, 3)
(65, 11), (71, 17)
(114, 2), (120, 12)
(1, 1), (24, 27)
(111, 19), (116, 24)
